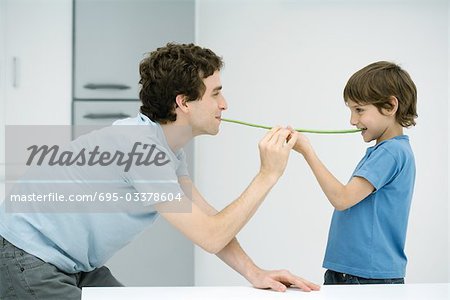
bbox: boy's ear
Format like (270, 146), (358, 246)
(175, 95), (189, 113)
(386, 96), (399, 116)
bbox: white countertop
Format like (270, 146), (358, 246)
(82, 283), (449, 300)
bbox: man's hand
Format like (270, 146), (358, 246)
(258, 127), (298, 181)
(248, 267), (320, 292)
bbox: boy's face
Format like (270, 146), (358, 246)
(186, 71), (228, 136)
(347, 99), (398, 144)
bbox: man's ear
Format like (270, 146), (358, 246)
(175, 95), (189, 113)
(386, 96), (399, 116)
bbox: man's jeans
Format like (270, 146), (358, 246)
(0, 235), (123, 300)
(324, 269), (405, 285)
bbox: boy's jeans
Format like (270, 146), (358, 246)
(0, 235), (123, 300)
(324, 269), (405, 285)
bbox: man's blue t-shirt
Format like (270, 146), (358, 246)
(0, 114), (189, 273)
(323, 135), (415, 279)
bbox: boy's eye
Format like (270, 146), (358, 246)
(355, 108), (364, 113)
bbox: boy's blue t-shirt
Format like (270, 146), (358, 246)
(323, 135), (415, 279)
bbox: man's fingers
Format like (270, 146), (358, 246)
(252, 269), (320, 293)
(291, 276), (321, 292)
(267, 279), (287, 292)
(261, 126), (297, 148)
(273, 271), (321, 292)
(292, 279), (312, 292)
(273, 128), (291, 146)
(261, 126), (282, 145)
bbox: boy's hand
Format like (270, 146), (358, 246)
(288, 127), (313, 156)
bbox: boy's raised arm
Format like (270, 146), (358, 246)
(292, 131), (374, 211)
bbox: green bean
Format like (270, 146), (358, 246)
(221, 118), (362, 134)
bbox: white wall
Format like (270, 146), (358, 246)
(195, 0), (449, 285)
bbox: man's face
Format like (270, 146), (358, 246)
(187, 71), (228, 136)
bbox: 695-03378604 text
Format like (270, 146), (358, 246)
(8, 192), (183, 203)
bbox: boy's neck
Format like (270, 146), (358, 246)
(376, 123), (404, 144)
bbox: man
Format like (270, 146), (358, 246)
(0, 43), (319, 299)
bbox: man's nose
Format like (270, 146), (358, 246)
(219, 96), (228, 110)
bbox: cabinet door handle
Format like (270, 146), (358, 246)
(12, 57), (18, 88)
(83, 83), (131, 90)
(83, 113), (131, 119)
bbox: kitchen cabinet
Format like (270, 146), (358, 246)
(0, 0), (5, 198)
(0, 0), (72, 125)
(0, 0), (196, 287)
(73, 0), (195, 100)
(0, 0), (72, 199)
(73, 100), (140, 126)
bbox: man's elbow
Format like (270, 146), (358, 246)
(189, 213), (236, 254)
(198, 239), (226, 254)
(195, 225), (229, 254)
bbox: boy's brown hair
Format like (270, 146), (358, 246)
(343, 61), (418, 127)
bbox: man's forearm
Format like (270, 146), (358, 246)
(168, 173), (278, 254)
(204, 172), (278, 253)
(216, 237), (260, 281)
(187, 180), (263, 280)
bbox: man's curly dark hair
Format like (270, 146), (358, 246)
(139, 43), (224, 124)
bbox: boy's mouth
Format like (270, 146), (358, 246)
(359, 127), (367, 134)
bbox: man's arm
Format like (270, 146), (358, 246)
(155, 127), (292, 254)
(178, 177), (319, 292)
(293, 132), (374, 211)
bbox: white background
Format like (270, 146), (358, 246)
(194, 0), (449, 284)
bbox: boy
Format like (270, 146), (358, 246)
(293, 61), (417, 284)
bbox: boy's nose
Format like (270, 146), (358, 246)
(350, 114), (358, 126)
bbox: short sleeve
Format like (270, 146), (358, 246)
(353, 148), (399, 191)
(121, 143), (185, 204)
(176, 149), (189, 177)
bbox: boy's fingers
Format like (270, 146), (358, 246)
(286, 131), (298, 148)
(279, 128), (295, 146)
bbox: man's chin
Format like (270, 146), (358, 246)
(210, 128), (220, 136)
(209, 126), (221, 136)
(195, 128), (220, 137)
